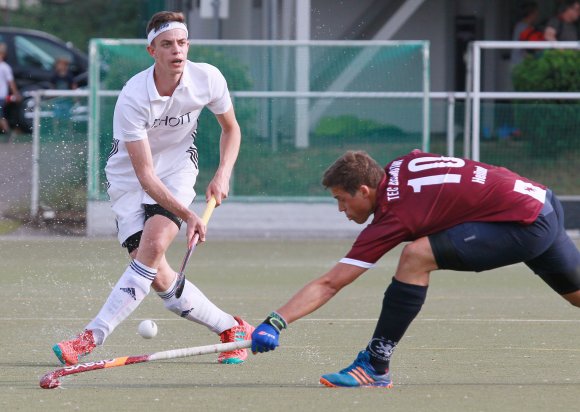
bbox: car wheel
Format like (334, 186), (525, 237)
(16, 96), (35, 134)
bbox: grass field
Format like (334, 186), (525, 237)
(1, 237), (579, 411)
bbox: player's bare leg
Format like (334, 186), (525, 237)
(562, 290), (580, 307)
(154, 253), (238, 331)
(53, 216), (175, 365)
(394, 237), (438, 286)
(322, 237), (433, 387)
(134, 214), (180, 288)
(137, 217), (240, 333)
(148, 227), (254, 363)
(83, 216), (176, 344)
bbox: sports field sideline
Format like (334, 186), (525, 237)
(1, 237), (579, 411)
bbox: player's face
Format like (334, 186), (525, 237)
(148, 29), (189, 76)
(330, 186), (373, 224)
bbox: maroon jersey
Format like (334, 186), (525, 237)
(342, 150), (547, 267)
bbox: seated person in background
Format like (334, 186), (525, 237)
(511, 1), (541, 66)
(50, 57), (78, 119)
(544, 0), (580, 41)
(50, 57), (77, 90)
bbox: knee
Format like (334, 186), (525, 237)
(400, 242), (424, 261)
(396, 240), (437, 286)
(399, 240), (436, 271)
(141, 237), (167, 258)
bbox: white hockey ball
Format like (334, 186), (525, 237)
(138, 319), (158, 339)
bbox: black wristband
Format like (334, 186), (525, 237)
(263, 311), (287, 333)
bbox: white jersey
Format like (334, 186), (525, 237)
(0, 61), (14, 99)
(105, 61), (232, 192)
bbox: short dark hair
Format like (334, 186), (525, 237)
(146, 11), (185, 37)
(519, 1), (538, 18)
(322, 151), (385, 196)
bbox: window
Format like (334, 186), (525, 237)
(14, 34), (76, 72)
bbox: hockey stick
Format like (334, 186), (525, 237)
(175, 196), (217, 298)
(39, 340), (251, 389)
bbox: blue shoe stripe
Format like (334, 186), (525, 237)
(320, 351), (392, 388)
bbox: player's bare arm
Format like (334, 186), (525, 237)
(277, 263), (367, 324)
(207, 107), (241, 205)
(50, 11), (255, 372)
(251, 263), (366, 355)
(8, 79), (20, 102)
(125, 138), (205, 244)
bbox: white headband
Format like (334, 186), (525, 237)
(147, 21), (188, 45)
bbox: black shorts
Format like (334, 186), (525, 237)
(429, 191), (580, 295)
(122, 204), (183, 253)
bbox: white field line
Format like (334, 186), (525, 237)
(1, 317), (579, 323)
(299, 318), (580, 323)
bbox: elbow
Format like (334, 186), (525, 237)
(318, 276), (345, 299)
(313, 264), (364, 302)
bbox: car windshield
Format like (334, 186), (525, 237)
(14, 34), (76, 71)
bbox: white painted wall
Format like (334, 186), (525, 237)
(87, 200), (362, 239)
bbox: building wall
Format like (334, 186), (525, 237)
(186, 0), (564, 93)
(184, 0), (573, 136)
(309, 0), (377, 40)
(186, 0), (499, 92)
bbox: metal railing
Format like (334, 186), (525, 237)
(466, 40), (580, 161)
(27, 39), (580, 217)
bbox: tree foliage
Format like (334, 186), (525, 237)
(5, 0), (148, 53)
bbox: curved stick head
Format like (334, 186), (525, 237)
(40, 372), (61, 389)
(174, 273), (185, 299)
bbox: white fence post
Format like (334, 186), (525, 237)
(30, 91), (41, 220)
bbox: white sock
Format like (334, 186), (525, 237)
(158, 274), (237, 334)
(86, 260), (156, 345)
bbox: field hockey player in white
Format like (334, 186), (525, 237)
(52, 10), (254, 366)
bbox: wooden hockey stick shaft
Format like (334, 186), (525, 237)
(40, 340), (251, 389)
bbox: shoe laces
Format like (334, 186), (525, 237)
(73, 330), (96, 354)
(219, 326), (245, 343)
(220, 317), (252, 343)
(340, 351), (372, 374)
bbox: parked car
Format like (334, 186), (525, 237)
(0, 27), (88, 133)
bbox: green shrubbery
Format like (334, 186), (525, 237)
(513, 49), (580, 91)
(512, 50), (580, 157)
(312, 115), (405, 144)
